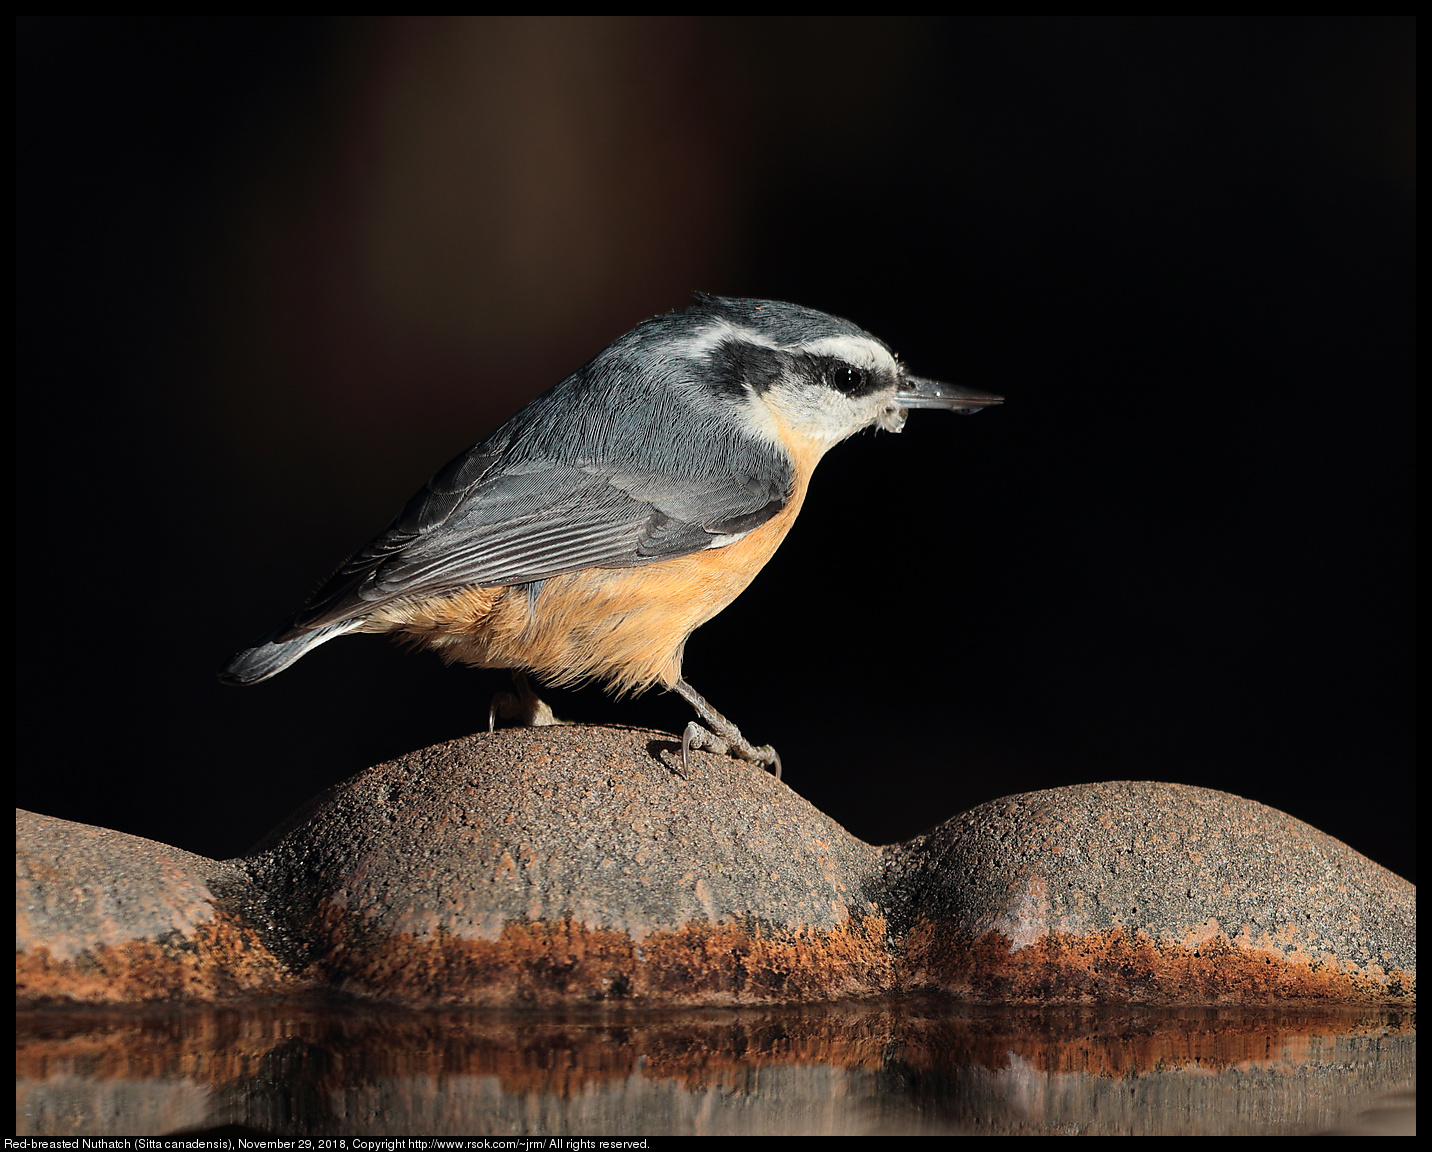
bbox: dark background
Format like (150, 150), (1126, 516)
(17, 17), (1415, 881)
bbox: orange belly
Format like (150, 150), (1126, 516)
(368, 475), (810, 695)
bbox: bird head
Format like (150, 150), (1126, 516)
(668, 295), (1001, 457)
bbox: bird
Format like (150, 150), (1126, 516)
(220, 294), (1001, 777)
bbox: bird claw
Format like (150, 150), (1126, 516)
(488, 673), (564, 732)
(489, 691), (517, 733)
(681, 721), (781, 780)
(681, 721), (722, 770)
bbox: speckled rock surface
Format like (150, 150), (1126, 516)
(883, 781), (1416, 1005)
(15, 810), (299, 1004)
(244, 725), (890, 1005)
(14, 736), (1416, 1008)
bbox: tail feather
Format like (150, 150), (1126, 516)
(219, 621), (359, 685)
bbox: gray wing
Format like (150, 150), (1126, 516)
(280, 440), (791, 637)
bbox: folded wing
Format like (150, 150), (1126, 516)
(278, 442), (792, 639)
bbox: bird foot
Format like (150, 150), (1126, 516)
(488, 672), (565, 732)
(681, 721), (782, 780)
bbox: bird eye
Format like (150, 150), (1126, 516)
(831, 365), (866, 394)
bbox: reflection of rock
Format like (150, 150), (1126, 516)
(883, 781), (1417, 1005)
(13, 1002), (1418, 1136)
(13, 728), (1417, 1007)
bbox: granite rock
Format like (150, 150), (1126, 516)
(883, 780), (1416, 1004)
(15, 810), (299, 1004)
(14, 731), (1417, 1007)
(244, 725), (890, 1005)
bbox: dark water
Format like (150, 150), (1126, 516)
(16, 1000), (1415, 1137)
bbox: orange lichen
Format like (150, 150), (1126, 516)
(314, 908), (890, 1007)
(898, 920), (1416, 1006)
(16, 914), (305, 1006)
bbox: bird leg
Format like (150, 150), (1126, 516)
(674, 678), (782, 780)
(488, 670), (565, 732)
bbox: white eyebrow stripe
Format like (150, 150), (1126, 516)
(670, 319), (780, 360)
(799, 334), (899, 374)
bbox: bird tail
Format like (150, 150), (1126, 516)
(219, 620), (360, 685)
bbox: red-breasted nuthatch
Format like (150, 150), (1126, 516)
(221, 295), (1001, 776)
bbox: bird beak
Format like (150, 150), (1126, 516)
(895, 375), (1003, 414)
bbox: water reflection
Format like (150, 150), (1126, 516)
(17, 1000), (1415, 1136)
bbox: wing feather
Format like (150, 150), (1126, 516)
(285, 449), (791, 635)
